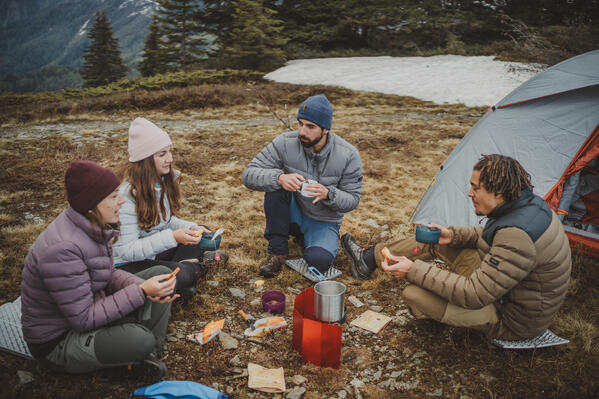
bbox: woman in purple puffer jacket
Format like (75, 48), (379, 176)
(21, 160), (178, 377)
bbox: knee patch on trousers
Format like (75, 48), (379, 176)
(303, 246), (334, 273)
(94, 323), (155, 365)
(147, 265), (172, 277)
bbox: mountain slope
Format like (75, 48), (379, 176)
(0, 0), (156, 81)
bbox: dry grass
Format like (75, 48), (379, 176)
(0, 82), (597, 398)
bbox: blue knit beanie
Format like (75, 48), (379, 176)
(297, 94), (333, 130)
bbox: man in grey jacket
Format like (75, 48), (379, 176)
(242, 94), (363, 277)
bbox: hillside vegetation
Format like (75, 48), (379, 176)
(2, 0), (598, 92)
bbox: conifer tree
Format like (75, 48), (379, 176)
(197, 0), (235, 54)
(265, 0), (349, 51)
(81, 10), (127, 87)
(154, 0), (206, 70)
(139, 22), (168, 77)
(219, 0), (287, 71)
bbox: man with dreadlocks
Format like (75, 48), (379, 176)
(342, 154), (571, 340)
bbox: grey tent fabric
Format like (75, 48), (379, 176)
(498, 50), (599, 107)
(412, 50), (599, 233)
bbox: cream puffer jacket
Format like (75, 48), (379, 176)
(112, 180), (197, 265)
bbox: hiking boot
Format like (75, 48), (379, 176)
(203, 250), (229, 269)
(142, 352), (167, 380)
(179, 286), (197, 302)
(259, 254), (287, 277)
(341, 233), (376, 279)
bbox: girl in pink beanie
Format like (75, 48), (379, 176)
(113, 118), (228, 302)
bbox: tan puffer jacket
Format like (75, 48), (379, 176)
(407, 211), (571, 339)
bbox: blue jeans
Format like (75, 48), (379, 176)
(264, 189), (341, 272)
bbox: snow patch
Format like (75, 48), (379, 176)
(265, 55), (545, 107)
(77, 18), (90, 36)
(121, 0), (156, 11)
(141, 5), (155, 16)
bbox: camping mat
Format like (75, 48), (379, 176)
(492, 329), (569, 349)
(285, 258), (342, 283)
(0, 297), (33, 359)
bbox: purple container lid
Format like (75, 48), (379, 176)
(261, 290), (286, 314)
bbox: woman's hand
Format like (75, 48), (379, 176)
(428, 223), (452, 245)
(381, 255), (413, 279)
(173, 228), (202, 245)
(189, 225), (211, 236)
(140, 274), (180, 303)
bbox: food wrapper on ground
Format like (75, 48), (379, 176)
(350, 310), (392, 334)
(186, 319), (225, 345)
(244, 317), (287, 337)
(247, 362), (286, 393)
(348, 295), (364, 308)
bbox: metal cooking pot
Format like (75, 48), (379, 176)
(314, 281), (346, 323)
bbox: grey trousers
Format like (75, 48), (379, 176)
(45, 265), (172, 373)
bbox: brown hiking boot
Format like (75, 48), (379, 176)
(259, 254), (287, 277)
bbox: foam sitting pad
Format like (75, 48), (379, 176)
(0, 297), (33, 359)
(285, 258), (341, 283)
(491, 329), (569, 349)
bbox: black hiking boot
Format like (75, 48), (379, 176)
(141, 352), (167, 380)
(258, 254), (287, 278)
(179, 286), (197, 302)
(341, 233), (377, 279)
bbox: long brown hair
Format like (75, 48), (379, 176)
(84, 207), (114, 242)
(117, 157), (181, 231)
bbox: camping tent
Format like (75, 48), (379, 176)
(411, 49), (599, 255)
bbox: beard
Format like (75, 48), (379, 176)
(299, 131), (324, 148)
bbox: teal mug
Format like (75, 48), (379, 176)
(415, 225), (441, 244)
(199, 232), (222, 250)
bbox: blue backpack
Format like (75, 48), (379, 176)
(131, 381), (228, 399)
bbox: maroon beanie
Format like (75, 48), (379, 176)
(65, 160), (121, 214)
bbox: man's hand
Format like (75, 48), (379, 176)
(173, 228), (202, 245)
(305, 183), (330, 204)
(278, 173), (305, 191)
(428, 223), (452, 245)
(381, 255), (413, 279)
(140, 274), (180, 303)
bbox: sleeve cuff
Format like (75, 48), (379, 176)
(322, 185), (337, 204)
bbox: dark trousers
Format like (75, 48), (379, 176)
(264, 189), (337, 273)
(119, 243), (206, 293)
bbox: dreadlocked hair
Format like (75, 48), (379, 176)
(117, 157), (181, 232)
(473, 154), (533, 202)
